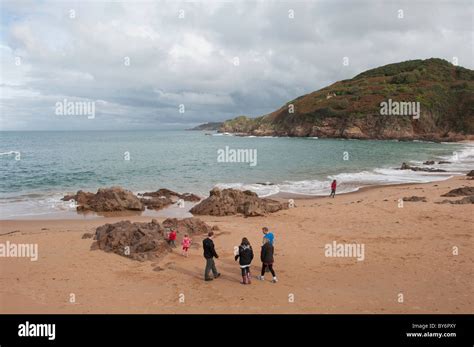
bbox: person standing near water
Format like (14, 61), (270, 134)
(330, 179), (337, 198)
(203, 231), (221, 281)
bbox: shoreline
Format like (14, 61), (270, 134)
(0, 173), (465, 221)
(1, 140), (472, 220)
(217, 132), (474, 143)
(0, 174), (467, 224)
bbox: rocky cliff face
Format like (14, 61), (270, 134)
(220, 59), (474, 141)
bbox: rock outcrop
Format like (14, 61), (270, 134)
(92, 218), (212, 261)
(437, 196), (474, 204)
(62, 187), (144, 212)
(189, 188), (288, 217)
(140, 196), (173, 210)
(140, 188), (201, 202)
(402, 196), (427, 202)
(94, 220), (165, 261)
(162, 217), (213, 235)
(400, 163), (446, 172)
(62, 187), (202, 212)
(441, 187), (474, 197)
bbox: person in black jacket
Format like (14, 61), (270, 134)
(203, 231), (221, 281)
(234, 237), (254, 284)
(258, 237), (278, 283)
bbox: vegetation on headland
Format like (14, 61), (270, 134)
(219, 58), (474, 141)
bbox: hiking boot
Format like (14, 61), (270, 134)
(214, 273), (221, 279)
(257, 275), (265, 281)
(247, 273), (252, 284)
(205, 278), (213, 282)
(272, 277), (278, 283)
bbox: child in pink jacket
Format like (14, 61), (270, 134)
(182, 234), (192, 257)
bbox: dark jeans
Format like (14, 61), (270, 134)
(204, 258), (218, 279)
(261, 263), (275, 277)
(330, 189), (336, 198)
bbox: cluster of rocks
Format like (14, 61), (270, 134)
(139, 188), (201, 202)
(402, 196), (427, 202)
(90, 217), (213, 261)
(423, 160), (451, 165)
(62, 187), (144, 212)
(400, 163), (446, 172)
(62, 187), (201, 212)
(190, 188), (288, 217)
(437, 186), (474, 205)
(466, 170), (474, 179)
(138, 188), (201, 211)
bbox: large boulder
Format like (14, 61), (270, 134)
(441, 187), (474, 197)
(466, 170), (474, 179)
(189, 188), (288, 217)
(63, 187), (144, 212)
(93, 220), (166, 261)
(92, 217), (213, 261)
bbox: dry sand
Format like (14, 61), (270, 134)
(0, 176), (472, 314)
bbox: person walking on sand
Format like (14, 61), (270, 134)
(262, 227), (274, 245)
(235, 237), (254, 285)
(203, 231), (221, 281)
(330, 179), (337, 198)
(258, 238), (278, 283)
(181, 234), (192, 257)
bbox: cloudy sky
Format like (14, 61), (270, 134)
(0, 0), (472, 130)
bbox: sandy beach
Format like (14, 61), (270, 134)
(0, 175), (472, 314)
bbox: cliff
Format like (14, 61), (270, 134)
(220, 58), (474, 141)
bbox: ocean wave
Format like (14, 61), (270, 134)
(215, 144), (473, 197)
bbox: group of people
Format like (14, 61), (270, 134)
(202, 227), (277, 284)
(164, 181), (338, 283)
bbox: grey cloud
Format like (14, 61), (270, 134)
(0, 0), (472, 130)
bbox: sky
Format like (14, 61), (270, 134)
(0, 0), (473, 130)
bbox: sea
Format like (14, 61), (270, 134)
(1, 130), (472, 219)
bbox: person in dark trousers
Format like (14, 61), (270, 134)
(234, 237), (254, 285)
(203, 231), (221, 281)
(258, 238), (278, 283)
(261, 227), (275, 273)
(330, 179), (337, 198)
